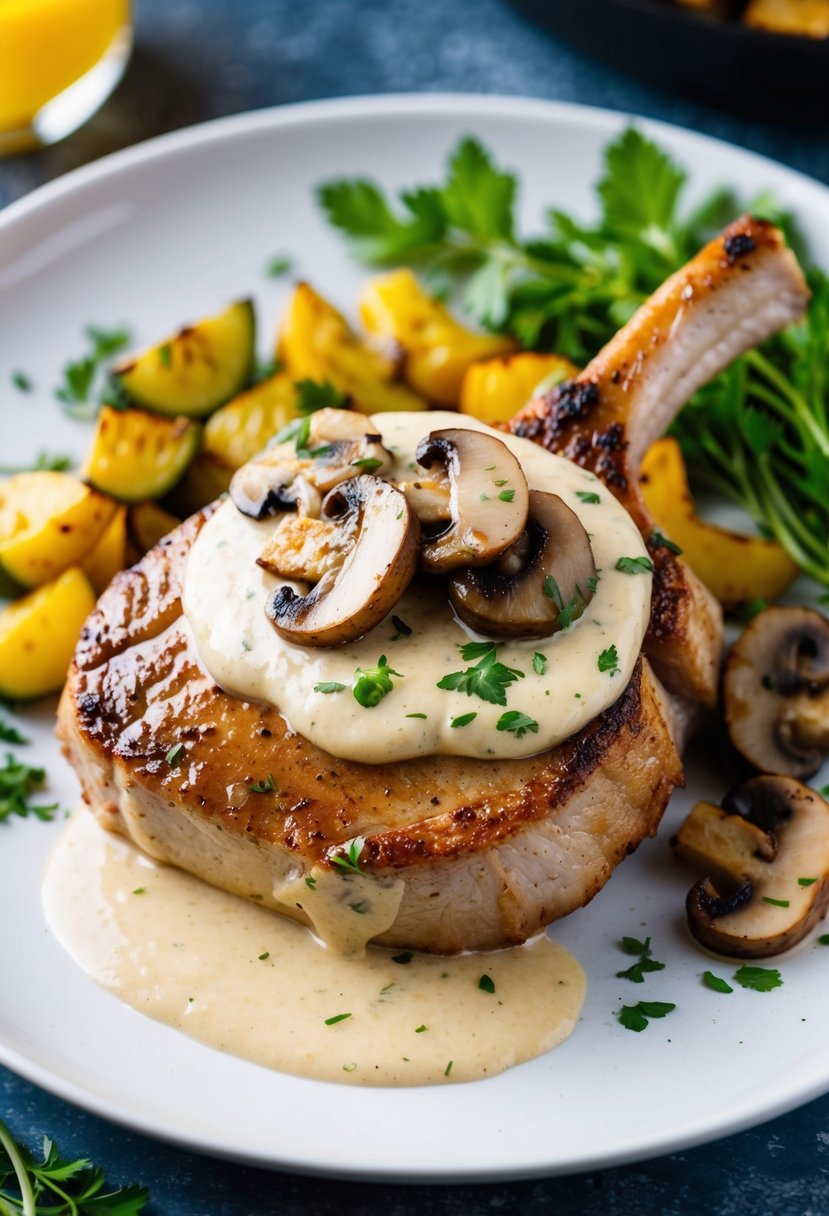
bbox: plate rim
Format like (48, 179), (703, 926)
(3, 92), (829, 1182)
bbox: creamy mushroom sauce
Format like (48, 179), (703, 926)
(43, 812), (586, 1087)
(184, 412), (652, 765)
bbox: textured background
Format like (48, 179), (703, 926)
(2, 1), (829, 1212)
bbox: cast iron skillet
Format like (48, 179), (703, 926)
(512, 0), (829, 123)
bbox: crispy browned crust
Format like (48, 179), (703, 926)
(58, 512), (682, 951)
(511, 217), (809, 707)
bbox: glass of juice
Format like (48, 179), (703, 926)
(0, 0), (132, 154)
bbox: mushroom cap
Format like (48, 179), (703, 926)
(414, 428), (529, 573)
(265, 475), (419, 647)
(723, 605), (829, 779)
(448, 490), (597, 639)
(674, 775), (829, 958)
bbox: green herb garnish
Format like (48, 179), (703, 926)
(325, 1013), (352, 1025)
(249, 774), (277, 793)
(0, 717), (28, 745)
(350, 456), (384, 472)
(498, 488), (515, 502)
(314, 681), (346, 694)
(451, 712), (477, 728)
(798, 877), (818, 886)
(576, 490), (601, 504)
(650, 529), (683, 555)
(616, 935), (665, 984)
(542, 576), (586, 630)
(703, 971), (733, 994)
(353, 655), (402, 707)
(157, 343), (172, 368)
(10, 371), (31, 393)
(0, 755), (57, 824)
(258, 951), (270, 960)
(406, 712), (427, 719)
(331, 835), (366, 876)
(264, 254), (294, 278)
(532, 652), (547, 675)
(496, 710), (539, 739)
(165, 743), (184, 767)
(598, 644), (621, 675)
(0, 452), (74, 475)
(294, 377), (350, 415)
(85, 324), (131, 360)
(618, 1001), (676, 1032)
(478, 975), (495, 994)
(438, 643), (524, 706)
(734, 965), (783, 992)
(761, 896), (791, 907)
(0, 1116), (149, 1214)
(616, 556), (654, 576)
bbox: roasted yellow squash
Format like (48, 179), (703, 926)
(0, 567), (96, 699)
(0, 472), (115, 590)
(460, 352), (578, 424)
(204, 372), (300, 469)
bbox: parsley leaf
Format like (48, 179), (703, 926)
(10, 371), (31, 393)
(618, 1001), (676, 1032)
(317, 179), (446, 264)
(478, 974), (496, 994)
(331, 836), (366, 876)
(703, 971), (734, 994)
(650, 528), (683, 556)
(0, 755), (57, 824)
(598, 126), (685, 255)
(616, 934), (665, 983)
(249, 774), (277, 794)
(315, 681), (346, 694)
(598, 644), (620, 675)
(451, 712), (477, 728)
(576, 490), (601, 504)
(84, 324), (131, 361)
(437, 644), (524, 706)
(496, 710), (539, 739)
(734, 965), (783, 992)
(532, 652), (547, 676)
(264, 254), (293, 278)
(0, 1116), (149, 1214)
(0, 717), (28, 745)
(294, 377), (350, 415)
(353, 655), (402, 707)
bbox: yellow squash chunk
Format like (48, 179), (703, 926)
(127, 501), (181, 555)
(360, 269), (516, 407)
(81, 505), (127, 595)
(278, 282), (427, 414)
(460, 352), (579, 425)
(164, 452), (233, 517)
(640, 437), (799, 607)
(0, 567), (96, 699)
(84, 407), (201, 504)
(204, 372), (299, 469)
(114, 300), (256, 419)
(0, 472), (115, 590)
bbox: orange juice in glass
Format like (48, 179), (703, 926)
(0, 0), (131, 153)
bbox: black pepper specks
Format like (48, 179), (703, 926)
(723, 232), (756, 265)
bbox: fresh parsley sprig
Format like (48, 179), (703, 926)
(437, 642), (524, 706)
(0, 1117), (149, 1214)
(353, 655), (402, 707)
(0, 755), (58, 824)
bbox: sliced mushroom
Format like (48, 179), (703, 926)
(230, 409), (393, 521)
(672, 775), (829, 958)
(413, 429), (529, 572)
(265, 475), (419, 646)
(448, 490), (597, 638)
(724, 606), (829, 779)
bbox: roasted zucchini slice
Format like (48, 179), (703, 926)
(114, 300), (256, 418)
(84, 407), (201, 503)
(0, 472), (116, 590)
(0, 567), (96, 699)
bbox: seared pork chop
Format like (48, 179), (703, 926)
(58, 217), (808, 953)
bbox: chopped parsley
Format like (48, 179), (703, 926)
(0, 755), (57, 824)
(0, 452), (74, 475)
(258, 951), (270, 960)
(305, 875), (317, 889)
(444, 1060), (454, 1077)
(618, 1001), (676, 1032)
(650, 528), (683, 555)
(353, 655), (402, 707)
(451, 712), (478, 728)
(703, 971), (733, 994)
(331, 835), (366, 876)
(616, 555), (654, 576)
(294, 377), (350, 415)
(734, 965), (783, 992)
(165, 743), (184, 767)
(498, 488), (515, 502)
(55, 357), (96, 408)
(616, 935), (665, 984)
(0, 717), (28, 746)
(437, 643), (524, 706)
(598, 644), (620, 675)
(543, 576), (586, 630)
(249, 773), (277, 793)
(798, 877), (818, 886)
(85, 324), (131, 360)
(586, 573), (600, 594)
(132, 887), (146, 896)
(761, 896), (790, 907)
(478, 974), (495, 994)
(264, 253), (294, 278)
(406, 712), (427, 719)
(10, 370), (31, 393)
(496, 710), (539, 739)
(819, 935), (829, 946)
(576, 490), (601, 504)
(314, 681), (346, 694)
(532, 652), (547, 675)
(324, 1013), (352, 1025)
(415, 1024), (428, 1033)
(350, 456), (384, 472)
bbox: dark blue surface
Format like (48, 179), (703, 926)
(2, 2), (829, 1211)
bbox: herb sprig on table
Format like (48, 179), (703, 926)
(319, 128), (829, 590)
(0, 1117), (149, 1214)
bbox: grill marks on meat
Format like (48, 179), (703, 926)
(511, 216), (810, 707)
(58, 511), (681, 953)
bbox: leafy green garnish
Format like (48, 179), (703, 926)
(703, 971), (734, 994)
(495, 710), (539, 739)
(597, 644), (620, 675)
(0, 452), (74, 475)
(478, 975), (495, 994)
(392, 951), (413, 965)
(295, 377), (350, 415)
(249, 774), (277, 794)
(331, 836), (366, 876)
(0, 1116), (149, 1214)
(761, 896), (790, 908)
(55, 357), (96, 408)
(616, 556), (654, 576)
(0, 717), (28, 745)
(165, 743), (184, 767)
(451, 712), (477, 728)
(543, 576), (586, 630)
(353, 655), (402, 707)
(576, 490), (600, 504)
(10, 371), (31, 393)
(55, 324), (132, 419)
(264, 253), (294, 278)
(532, 652), (547, 675)
(437, 643), (524, 706)
(0, 755), (57, 824)
(324, 1012), (352, 1025)
(616, 935), (665, 984)
(650, 528), (683, 556)
(85, 325), (131, 361)
(314, 681), (346, 694)
(618, 1001), (676, 1033)
(734, 965), (783, 992)
(798, 877), (818, 886)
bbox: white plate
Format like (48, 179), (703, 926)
(1, 94), (828, 1183)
